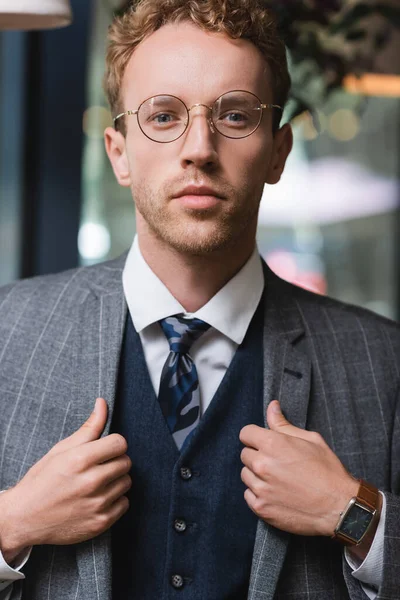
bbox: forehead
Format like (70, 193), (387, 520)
(122, 21), (272, 105)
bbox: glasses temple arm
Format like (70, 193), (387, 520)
(113, 109), (139, 123)
(260, 104), (283, 111)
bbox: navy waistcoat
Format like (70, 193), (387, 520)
(111, 298), (265, 599)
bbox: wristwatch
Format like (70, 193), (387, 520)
(332, 479), (379, 546)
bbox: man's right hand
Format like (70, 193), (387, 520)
(0, 397), (131, 564)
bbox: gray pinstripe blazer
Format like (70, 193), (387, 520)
(0, 254), (399, 600)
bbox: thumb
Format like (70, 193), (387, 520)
(78, 397), (108, 442)
(48, 398), (108, 456)
(267, 400), (309, 441)
(267, 400), (289, 430)
(267, 400), (306, 439)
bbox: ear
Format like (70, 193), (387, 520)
(265, 123), (293, 185)
(104, 126), (131, 188)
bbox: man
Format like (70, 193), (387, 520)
(0, 0), (398, 598)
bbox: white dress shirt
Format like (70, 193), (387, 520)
(0, 236), (385, 599)
(123, 236), (264, 412)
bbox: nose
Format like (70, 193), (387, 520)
(179, 105), (219, 170)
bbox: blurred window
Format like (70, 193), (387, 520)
(0, 32), (26, 286)
(258, 94), (399, 319)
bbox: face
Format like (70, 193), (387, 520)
(105, 21), (292, 257)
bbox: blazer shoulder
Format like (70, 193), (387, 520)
(0, 253), (127, 325)
(274, 275), (400, 347)
(264, 260), (399, 340)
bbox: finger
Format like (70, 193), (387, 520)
(51, 398), (108, 454)
(106, 495), (130, 527)
(96, 454), (132, 486)
(81, 434), (128, 467)
(266, 401), (310, 441)
(102, 474), (132, 507)
(239, 424), (267, 450)
(240, 446), (258, 469)
(76, 397), (108, 442)
(241, 466), (264, 496)
(244, 487), (258, 512)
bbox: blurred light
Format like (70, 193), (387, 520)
(0, 0), (72, 30)
(294, 226), (324, 254)
(344, 74), (400, 98)
(292, 110), (328, 141)
(83, 106), (113, 139)
(301, 112), (319, 141)
(266, 250), (327, 295)
(328, 109), (360, 142)
(266, 250), (297, 282)
(78, 222), (111, 261)
(293, 272), (327, 295)
(291, 111), (308, 127)
(260, 158), (398, 226)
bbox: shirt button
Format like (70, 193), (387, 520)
(171, 574), (184, 589)
(174, 518), (187, 533)
(180, 466), (192, 480)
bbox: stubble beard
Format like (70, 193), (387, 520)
(132, 180), (261, 257)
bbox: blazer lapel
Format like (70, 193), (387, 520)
(72, 257), (127, 600)
(248, 263), (312, 600)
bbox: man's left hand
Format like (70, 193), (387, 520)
(239, 400), (359, 537)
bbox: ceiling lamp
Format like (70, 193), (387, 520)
(0, 0), (73, 30)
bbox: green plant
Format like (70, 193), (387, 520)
(267, 1), (400, 119)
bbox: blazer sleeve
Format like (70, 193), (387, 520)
(377, 377), (400, 598)
(343, 381), (400, 600)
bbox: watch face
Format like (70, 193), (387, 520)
(340, 503), (374, 542)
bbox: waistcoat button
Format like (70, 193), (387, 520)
(171, 574), (184, 589)
(180, 466), (192, 480)
(174, 519), (187, 533)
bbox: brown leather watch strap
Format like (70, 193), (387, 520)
(332, 479), (380, 546)
(357, 479), (379, 510)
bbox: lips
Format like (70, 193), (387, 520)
(175, 185), (224, 199)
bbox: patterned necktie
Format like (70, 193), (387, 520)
(158, 315), (210, 451)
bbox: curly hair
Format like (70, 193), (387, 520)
(104, 0), (291, 135)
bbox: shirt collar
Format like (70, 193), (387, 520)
(122, 235), (264, 345)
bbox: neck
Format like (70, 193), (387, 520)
(137, 229), (256, 314)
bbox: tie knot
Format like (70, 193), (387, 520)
(159, 315), (210, 353)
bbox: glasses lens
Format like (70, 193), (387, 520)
(138, 95), (188, 142)
(212, 91), (262, 138)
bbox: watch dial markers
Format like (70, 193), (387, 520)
(340, 504), (374, 541)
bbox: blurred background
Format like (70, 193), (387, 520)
(0, 0), (399, 320)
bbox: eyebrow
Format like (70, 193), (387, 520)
(144, 95), (178, 107)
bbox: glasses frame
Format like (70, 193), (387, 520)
(113, 90), (282, 142)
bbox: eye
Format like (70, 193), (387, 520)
(148, 112), (181, 127)
(219, 111), (250, 126)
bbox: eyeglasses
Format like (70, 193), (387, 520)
(114, 90), (282, 142)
